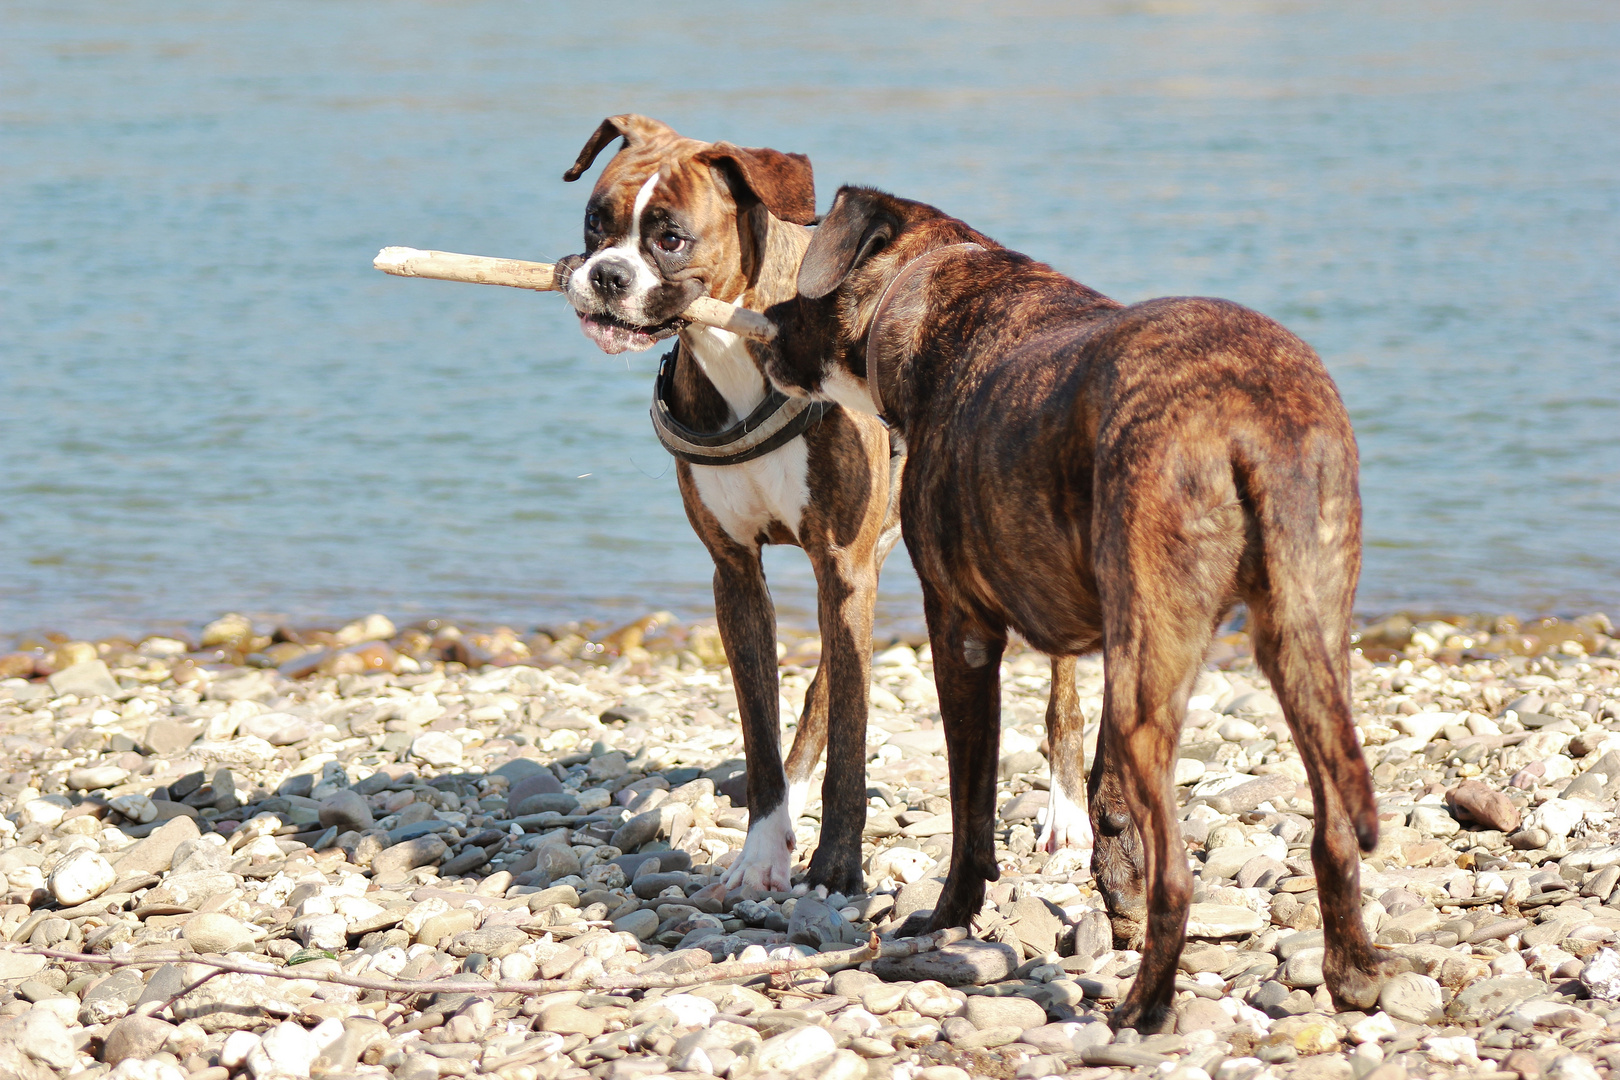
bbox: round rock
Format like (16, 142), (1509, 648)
(756, 1024), (838, 1072)
(103, 1014), (178, 1065)
(318, 789), (374, 833)
(1282, 948), (1326, 989)
(184, 913), (258, 954)
(963, 994), (1047, 1030)
(1378, 971), (1444, 1025)
(539, 1003), (605, 1038)
(613, 908), (660, 940)
(410, 731), (464, 767)
(48, 850), (116, 906)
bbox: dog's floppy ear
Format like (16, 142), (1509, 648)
(695, 143), (816, 226)
(562, 114), (675, 182)
(798, 187), (897, 299)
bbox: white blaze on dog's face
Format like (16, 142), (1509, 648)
(567, 174), (667, 351)
(558, 114), (818, 356)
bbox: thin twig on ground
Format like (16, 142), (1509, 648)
(8, 927), (967, 998)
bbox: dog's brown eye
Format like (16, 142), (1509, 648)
(656, 232), (686, 253)
(585, 211), (602, 232)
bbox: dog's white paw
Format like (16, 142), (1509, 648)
(722, 800), (797, 892)
(1039, 775), (1094, 853)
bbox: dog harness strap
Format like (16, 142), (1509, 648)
(650, 345), (832, 467)
(865, 242), (985, 419)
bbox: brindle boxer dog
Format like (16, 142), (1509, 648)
(554, 116), (900, 894)
(747, 185), (1401, 1031)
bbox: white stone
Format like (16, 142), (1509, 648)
(1217, 718), (1262, 742)
(1185, 904), (1264, 938)
(500, 952), (538, 981)
(309, 1017), (346, 1052)
(48, 849), (116, 905)
(5, 1005), (77, 1068)
(1213, 1059), (1265, 1080)
(755, 1024), (837, 1072)
(400, 897), (451, 936)
(1530, 798), (1587, 840)
(869, 846), (935, 884)
(1491, 951), (1529, 976)
(184, 912), (257, 953)
(1549, 1054), (1603, 1080)
(1422, 1034), (1479, 1066)
(248, 1020), (319, 1079)
(1408, 804), (1461, 838)
(1582, 948), (1620, 1001)
(19, 796), (72, 828)
(1381, 972), (1444, 1025)
(296, 913), (350, 951)
(410, 731), (464, 767)
(1393, 712), (1454, 744)
(1202, 838), (1287, 880)
(1349, 1012), (1399, 1043)
(1175, 759), (1207, 786)
(656, 993), (717, 1027)
(109, 1060), (187, 1080)
(110, 793), (158, 824)
(830, 1007), (882, 1039)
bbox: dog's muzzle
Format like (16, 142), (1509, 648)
(560, 253), (680, 355)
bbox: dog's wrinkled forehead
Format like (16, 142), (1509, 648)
(577, 123), (730, 238)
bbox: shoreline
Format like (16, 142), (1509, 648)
(0, 609), (1618, 1079)
(3, 609), (1615, 686)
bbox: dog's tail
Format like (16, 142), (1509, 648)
(1235, 430), (1378, 853)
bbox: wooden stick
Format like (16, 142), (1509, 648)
(373, 247), (776, 342)
(10, 927), (964, 997)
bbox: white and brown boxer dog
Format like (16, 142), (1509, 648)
(552, 116), (902, 895)
(747, 186), (1403, 1031)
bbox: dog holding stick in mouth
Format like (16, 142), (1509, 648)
(554, 116), (904, 895)
(747, 185), (1403, 1031)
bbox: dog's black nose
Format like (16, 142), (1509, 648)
(589, 259), (633, 297)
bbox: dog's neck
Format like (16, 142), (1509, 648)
(865, 247), (1118, 438)
(676, 210), (811, 428)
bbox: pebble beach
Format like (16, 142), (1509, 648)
(3, 609), (1620, 1080)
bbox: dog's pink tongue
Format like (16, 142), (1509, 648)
(577, 314), (657, 355)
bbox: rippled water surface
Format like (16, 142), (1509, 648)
(3, 1), (1617, 641)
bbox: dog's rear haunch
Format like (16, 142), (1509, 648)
(747, 186), (1404, 1033)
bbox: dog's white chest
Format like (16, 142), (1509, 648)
(683, 324), (811, 546)
(689, 441), (811, 547)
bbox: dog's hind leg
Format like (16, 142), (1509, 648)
(1096, 491), (1239, 1032)
(1088, 716), (1147, 949)
(1246, 529), (1399, 1008)
(899, 589), (1006, 937)
(1040, 656), (1095, 858)
(1095, 627), (1212, 1033)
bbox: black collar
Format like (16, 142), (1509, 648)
(650, 344), (832, 467)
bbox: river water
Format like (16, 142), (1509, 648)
(3, 1), (1617, 642)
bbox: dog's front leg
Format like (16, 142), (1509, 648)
(796, 543), (878, 896)
(899, 597), (1006, 936)
(708, 543), (796, 894)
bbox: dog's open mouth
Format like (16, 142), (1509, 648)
(576, 312), (680, 355)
